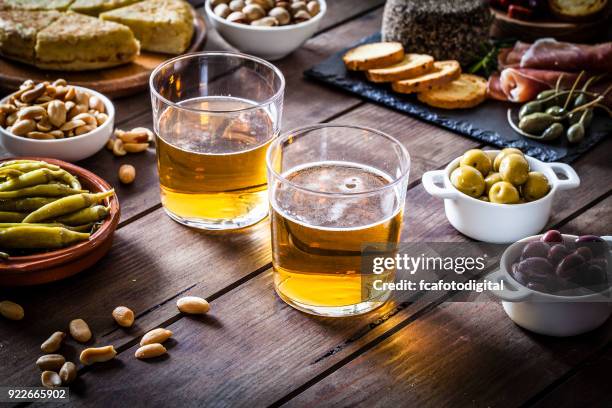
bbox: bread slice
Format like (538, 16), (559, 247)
(417, 74), (487, 109)
(365, 53), (434, 83)
(35, 11), (140, 70)
(391, 60), (461, 94)
(549, 0), (607, 20)
(343, 42), (404, 71)
(69, 0), (142, 16)
(0, 9), (61, 64)
(100, 0), (193, 54)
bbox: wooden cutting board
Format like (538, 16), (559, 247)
(0, 12), (207, 98)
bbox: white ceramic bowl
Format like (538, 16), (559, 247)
(205, 0), (327, 60)
(0, 86), (115, 162)
(488, 234), (612, 337)
(421, 150), (580, 243)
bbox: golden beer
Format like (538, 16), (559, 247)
(271, 162), (403, 313)
(156, 97), (275, 228)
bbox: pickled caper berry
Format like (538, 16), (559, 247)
(541, 122), (564, 141)
(567, 123), (585, 144)
(536, 89), (557, 101)
(519, 101), (543, 119)
(545, 106), (566, 116)
(573, 93), (589, 108)
(518, 113), (557, 134)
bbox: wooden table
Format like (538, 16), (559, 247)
(1, 2), (611, 406)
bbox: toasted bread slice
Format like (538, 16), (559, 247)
(417, 74), (487, 109)
(343, 42), (404, 71)
(365, 53), (434, 83)
(391, 60), (461, 94)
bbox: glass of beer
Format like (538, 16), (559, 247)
(150, 52), (285, 230)
(267, 125), (410, 317)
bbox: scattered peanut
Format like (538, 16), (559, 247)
(112, 138), (127, 156)
(140, 328), (173, 346)
(41, 371), (62, 388)
(1, 79), (108, 139)
(0, 300), (24, 320)
(79, 345), (116, 365)
(36, 354), (66, 372)
(59, 362), (77, 385)
(177, 296), (210, 315)
(135, 343), (167, 359)
(41, 331), (66, 353)
(69, 318), (92, 343)
(118, 164), (136, 184)
(112, 306), (135, 327)
(123, 143), (149, 153)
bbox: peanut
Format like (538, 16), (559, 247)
(227, 11), (247, 23)
(79, 345), (116, 365)
(177, 296), (210, 314)
(95, 112), (108, 126)
(16, 105), (46, 120)
(88, 96), (105, 113)
(41, 331), (66, 353)
(123, 143), (148, 153)
(68, 103), (88, 119)
(75, 90), (89, 107)
(72, 113), (97, 126)
(0, 300), (24, 320)
(135, 343), (167, 359)
(41, 371), (62, 388)
(75, 124), (96, 136)
(112, 306), (135, 327)
(36, 117), (53, 132)
(214, 3), (231, 17)
(47, 100), (67, 127)
(140, 328), (173, 346)
(10, 119), (36, 136)
(113, 139), (127, 156)
(6, 113), (17, 126)
(53, 78), (67, 87)
(36, 354), (66, 372)
(69, 318), (92, 343)
(115, 128), (151, 144)
(118, 164), (136, 184)
(106, 137), (115, 150)
(27, 131), (55, 140)
(60, 119), (86, 132)
(20, 83), (45, 103)
(64, 86), (76, 101)
(307, 0), (319, 15)
(59, 362), (77, 385)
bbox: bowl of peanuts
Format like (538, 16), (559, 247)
(205, 0), (326, 60)
(0, 79), (115, 162)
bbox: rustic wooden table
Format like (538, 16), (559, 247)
(1, 1), (611, 407)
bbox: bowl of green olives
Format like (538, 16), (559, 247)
(487, 231), (612, 337)
(422, 148), (580, 243)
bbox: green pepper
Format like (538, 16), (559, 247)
(0, 226), (90, 249)
(0, 168), (81, 191)
(0, 197), (59, 212)
(0, 211), (27, 222)
(22, 190), (114, 223)
(54, 205), (109, 226)
(0, 184), (87, 199)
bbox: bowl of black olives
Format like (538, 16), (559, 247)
(488, 231), (612, 337)
(422, 148), (580, 243)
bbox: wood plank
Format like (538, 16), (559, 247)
(58, 137), (612, 405)
(531, 347), (612, 408)
(95, 5), (387, 223)
(284, 195), (612, 408)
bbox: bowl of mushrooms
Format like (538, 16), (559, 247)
(0, 79), (115, 162)
(205, 0), (326, 60)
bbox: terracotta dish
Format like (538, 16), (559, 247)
(0, 157), (120, 286)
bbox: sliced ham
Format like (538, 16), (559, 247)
(498, 38), (612, 72)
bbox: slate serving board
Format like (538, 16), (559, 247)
(304, 33), (611, 163)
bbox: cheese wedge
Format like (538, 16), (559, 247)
(0, 9), (61, 64)
(69, 0), (142, 16)
(35, 11), (140, 70)
(100, 0), (193, 54)
(392, 60), (461, 94)
(417, 74), (487, 109)
(366, 54), (434, 83)
(3, 0), (74, 11)
(343, 42), (404, 71)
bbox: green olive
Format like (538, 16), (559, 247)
(541, 123), (564, 141)
(545, 106), (566, 116)
(519, 101), (543, 119)
(489, 181), (520, 204)
(459, 149), (492, 177)
(450, 166), (485, 198)
(484, 172), (503, 195)
(521, 172), (550, 202)
(567, 123), (585, 144)
(493, 148), (524, 172)
(518, 113), (557, 134)
(499, 154), (530, 186)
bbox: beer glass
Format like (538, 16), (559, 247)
(150, 52), (284, 230)
(267, 125), (410, 317)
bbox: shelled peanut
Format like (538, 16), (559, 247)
(212, 0), (320, 26)
(0, 79), (108, 139)
(107, 127), (153, 157)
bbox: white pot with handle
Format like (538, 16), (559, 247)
(487, 235), (612, 337)
(421, 151), (580, 243)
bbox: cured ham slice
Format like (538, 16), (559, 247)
(498, 38), (612, 72)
